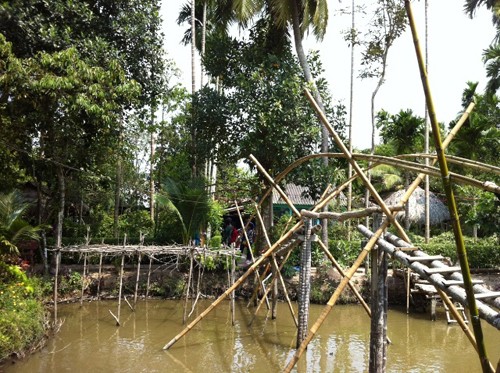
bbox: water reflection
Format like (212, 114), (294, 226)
(3, 300), (498, 372)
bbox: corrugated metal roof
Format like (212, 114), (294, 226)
(273, 184), (316, 206)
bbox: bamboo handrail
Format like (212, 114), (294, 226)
(405, 1), (490, 371)
(397, 154), (500, 175)
(301, 205), (403, 221)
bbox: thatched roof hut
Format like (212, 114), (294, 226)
(384, 186), (450, 226)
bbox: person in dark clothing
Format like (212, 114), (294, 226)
(223, 218), (234, 246)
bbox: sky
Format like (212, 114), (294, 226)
(161, 1), (495, 150)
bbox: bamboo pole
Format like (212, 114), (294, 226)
(146, 256), (152, 299)
(183, 248), (194, 324)
(97, 253), (103, 300)
(80, 253), (87, 307)
(405, 2), (490, 371)
(301, 205), (403, 221)
(162, 218), (306, 350)
(255, 205), (298, 327)
(116, 253), (125, 326)
(53, 250), (60, 322)
(283, 89), (476, 372)
(304, 89), (409, 242)
(235, 201), (270, 310)
(133, 252), (141, 309)
(231, 244), (236, 326)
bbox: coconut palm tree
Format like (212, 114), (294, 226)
(0, 191), (42, 258)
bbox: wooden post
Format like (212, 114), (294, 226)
(146, 256), (152, 299)
(183, 248), (194, 324)
(116, 253), (125, 326)
(133, 252), (141, 309)
(231, 244), (236, 326)
(406, 267), (411, 314)
(297, 218), (312, 348)
(53, 250), (60, 322)
(97, 253), (103, 299)
(80, 253), (87, 307)
(369, 248), (388, 373)
(115, 234), (126, 326)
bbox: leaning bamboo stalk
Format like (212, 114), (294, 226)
(398, 154), (500, 175)
(255, 205), (298, 327)
(235, 201), (270, 310)
(247, 263), (270, 308)
(162, 218), (306, 350)
(284, 98), (476, 371)
(316, 240), (371, 320)
(304, 89), (409, 242)
(405, 2), (490, 371)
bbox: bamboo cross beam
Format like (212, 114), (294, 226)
(304, 88), (410, 242)
(405, 2), (490, 371)
(301, 205), (403, 222)
(284, 95), (476, 372)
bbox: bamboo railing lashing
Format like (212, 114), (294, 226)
(405, 1), (490, 371)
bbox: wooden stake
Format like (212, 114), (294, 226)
(146, 256), (152, 299)
(134, 252), (142, 308)
(231, 244), (236, 326)
(53, 250), (60, 322)
(80, 253), (87, 307)
(183, 248), (194, 324)
(97, 253), (103, 300)
(116, 253), (125, 326)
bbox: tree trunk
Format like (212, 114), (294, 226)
(191, 0), (197, 177)
(55, 166), (65, 250)
(150, 125), (155, 222)
(201, 1), (206, 87)
(114, 156), (122, 240)
(290, 0), (329, 249)
(297, 218), (312, 348)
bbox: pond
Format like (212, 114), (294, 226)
(3, 299), (499, 372)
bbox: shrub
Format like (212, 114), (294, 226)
(0, 263), (46, 362)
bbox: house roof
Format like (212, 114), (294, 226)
(273, 183), (316, 207)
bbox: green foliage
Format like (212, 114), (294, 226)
(58, 271), (83, 296)
(209, 234), (222, 249)
(156, 177), (211, 244)
(0, 263), (46, 361)
(328, 240), (364, 268)
(413, 232), (500, 268)
(0, 191), (43, 257)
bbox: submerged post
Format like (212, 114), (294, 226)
(97, 253), (103, 299)
(80, 253), (87, 307)
(53, 250), (60, 322)
(297, 218), (312, 348)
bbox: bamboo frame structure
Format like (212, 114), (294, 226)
(283, 87), (478, 373)
(405, 1), (490, 371)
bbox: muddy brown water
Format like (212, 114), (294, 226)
(3, 300), (499, 372)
